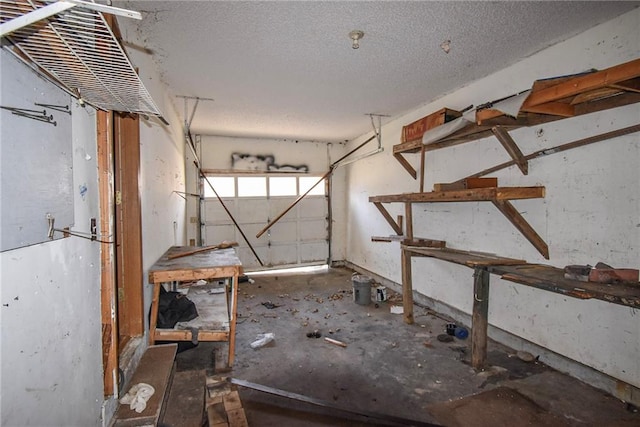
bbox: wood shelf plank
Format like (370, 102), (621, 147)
(369, 186), (545, 203)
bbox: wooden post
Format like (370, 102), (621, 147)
(471, 267), (490, 369)
(401, 247), (414, 325)
(419, 146), (426, 192)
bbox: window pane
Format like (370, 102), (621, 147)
(238, 177), (267, 197)
(269, 177), (297, 196)
(204, 176), (235, 198)
(299, 176), (325, 196)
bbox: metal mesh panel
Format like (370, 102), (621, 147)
(0, 0), (162, 116)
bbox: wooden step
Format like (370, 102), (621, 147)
(113, 344), (177, 427)
(206, 377), (249, 427)
(161, 370), (206, 427)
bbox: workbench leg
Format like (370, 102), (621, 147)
(471, 267), (490, 369)
(149, 283), (161, 345)
(227, 273), (239, 367)
(401, 248), (414, 325)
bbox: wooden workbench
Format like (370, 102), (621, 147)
(401, 245), (640, 369)
(148, 247), (243, 367)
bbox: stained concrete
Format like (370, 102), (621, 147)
(175, 267), (638, 426)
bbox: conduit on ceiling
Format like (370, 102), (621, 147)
(0, 0), (164, 119)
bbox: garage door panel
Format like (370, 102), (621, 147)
(204, 224), (236, 243)
(237, 246), (268, 269)
(268, 243), (298, 265)
(204, 199), (237, 221)
(299, 197), (326, 217)
(300, 242), (327, 263)
(235, 199), (269, 222)
(268, 220), (298, 244)
(269, 197), (298, 217)
(299, 219), (327, 240)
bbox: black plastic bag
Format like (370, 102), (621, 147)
(156, 287), (198, 328)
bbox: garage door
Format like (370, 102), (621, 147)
(201, 174), (328, 270)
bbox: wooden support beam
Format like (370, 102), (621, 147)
(405, 203), (413, 241)
(522, 58), (640, 108)
(491, 126), (528, 175)
(471, 267), (490, 369)
(393, 152), (417, 179)
(419, 146), (426, 192)
(372, 202), (403, 235)
(401, 248), (414, 325)
(433, 177), (498, 192)
(492, 200), (549, 259)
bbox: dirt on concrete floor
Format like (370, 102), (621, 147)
(175, 266), (638, 426)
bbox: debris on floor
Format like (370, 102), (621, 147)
(206, 377), (249, 427)
(249, 332), (274, 349)
(390, 305), (404, 314)
(324, 337), (347, 348)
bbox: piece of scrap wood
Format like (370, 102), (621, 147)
(168, 241), (238, 260)
(324, 337), (347, 348)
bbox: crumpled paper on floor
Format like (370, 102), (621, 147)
(119, 382), (155, 413)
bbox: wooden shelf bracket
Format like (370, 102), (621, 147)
(491, 126), (528, 175)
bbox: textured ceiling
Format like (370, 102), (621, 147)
(117, 1), (638, 142)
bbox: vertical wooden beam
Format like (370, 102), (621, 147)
(401, 248), (414, 325)
(114, 113), (144, 338)
(419, 146), (426, 192)
(227, 272), (240, 367)
(98, 110), (118, 397)
(471, 267), (490, 369)
(405, 203), (413, 240)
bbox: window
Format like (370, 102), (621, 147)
(203, 175), (325, 198)
(300, 176), (325, 196)
(269, 177), (297, 196)
(238, 177), (267, 197)
(204, 176), (235, 198)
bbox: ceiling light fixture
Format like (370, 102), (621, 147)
(349, 30), (364, 49)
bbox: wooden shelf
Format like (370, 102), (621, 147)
(393, 58), (640, 181)
(370, 186), (548, 259)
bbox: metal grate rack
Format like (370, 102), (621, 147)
(0, 0), (163, 118)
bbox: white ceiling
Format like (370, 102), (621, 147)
(117, 1), (638, 143)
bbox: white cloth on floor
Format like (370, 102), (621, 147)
(119, 382), (155, 413)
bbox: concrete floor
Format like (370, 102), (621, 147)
(175, 266), (638, 426)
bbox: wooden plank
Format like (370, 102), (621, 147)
(154, 330), (230, 342)
(150, 266), (240, 284)
(521, 58), (640, 108)
(369, 186), (545, 203)
(227, 273), (240, 367)
(98, 110), (117, 397)
(114, 344), (177, 427)
(488, 264), (640, 309)
(167, 241), (239, 260)
(401, 248), (414, 325)
(207, 403), (228, 427)
(519, 101), (576, 117)
(404, 246), (526, 267)
(471, 267), (490, 369)
(491, 200), (549, 259)
(372, 202), (403, 235)
(402, 238), (447, 248)
(405, 202), (413, 241)
(491, 126), (528, 175)
(401, 107), (462, 143)
(162, 370), (206, 427)
(434, 177), (498, 192)
(226, 408), (249, 427)
(393, 152), (418, 179)
(114, 112), (144, 339)
(223, 390), (243, 411)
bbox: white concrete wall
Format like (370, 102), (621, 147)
(346, 9), (640, 389)
(187, 136), (348, 261)
(1, 96), (104, 424)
